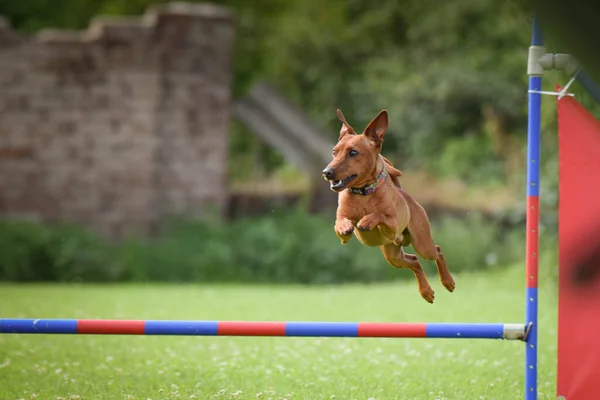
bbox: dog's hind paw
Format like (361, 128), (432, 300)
(419, 287), (435, 303)
(442, 276), (456, 292)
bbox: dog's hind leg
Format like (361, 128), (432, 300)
(399, 190), (455, 293)
(380, 243), (435, 303)
(407, 222), (455, 293)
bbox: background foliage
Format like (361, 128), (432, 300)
(1, 0), (590, 282)
(0, 211), (526, 284)
(5, 0), (596, 183)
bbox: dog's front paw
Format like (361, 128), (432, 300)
(335, 219), (354, 240)
(357, 214), (380, 232)
(339, 227), (354, 236)
(356, 221), (373, 231)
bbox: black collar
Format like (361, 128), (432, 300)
(347, 156), (388, 195)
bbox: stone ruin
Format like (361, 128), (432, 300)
(0, 2), (235, 237)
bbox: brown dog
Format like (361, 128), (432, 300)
(322, 109), (455, 303)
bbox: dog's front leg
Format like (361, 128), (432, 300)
(335, 217), (355, 244)
(358, 213), (397, 242)
(357, 213), (383, 232)
(357, 213), (395, 232)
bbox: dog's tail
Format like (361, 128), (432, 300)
(381, 155), (403, 189)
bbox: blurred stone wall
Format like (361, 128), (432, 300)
(0, 2), (235, 237)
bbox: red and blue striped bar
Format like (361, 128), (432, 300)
(0, 319), (526, 340)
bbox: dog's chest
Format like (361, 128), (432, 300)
(345, 192), (394, 222)
(345, 195), (383, 219)
(342, 188), (408, 247)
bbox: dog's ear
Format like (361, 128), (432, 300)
(336, 109), (355, 141)
(363, 110), (388, 147)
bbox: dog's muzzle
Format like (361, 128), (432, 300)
(322, 167), (335, 180)
(323, 167), (357, 191)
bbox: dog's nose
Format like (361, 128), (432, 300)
(322, 167), (335, 180)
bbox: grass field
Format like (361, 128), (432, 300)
(0, 264), (557, 400)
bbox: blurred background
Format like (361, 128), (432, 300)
(0, 0), (598, 285)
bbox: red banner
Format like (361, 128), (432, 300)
(557, 88), (600, 399)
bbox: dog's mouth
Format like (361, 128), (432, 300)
(329, 175), (357, 192)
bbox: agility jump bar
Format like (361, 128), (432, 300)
(0, 319), (526, 340)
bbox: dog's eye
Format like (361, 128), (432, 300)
(349, 149), (359, 157)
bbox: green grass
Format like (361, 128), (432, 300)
(0, 264), (557, 400)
